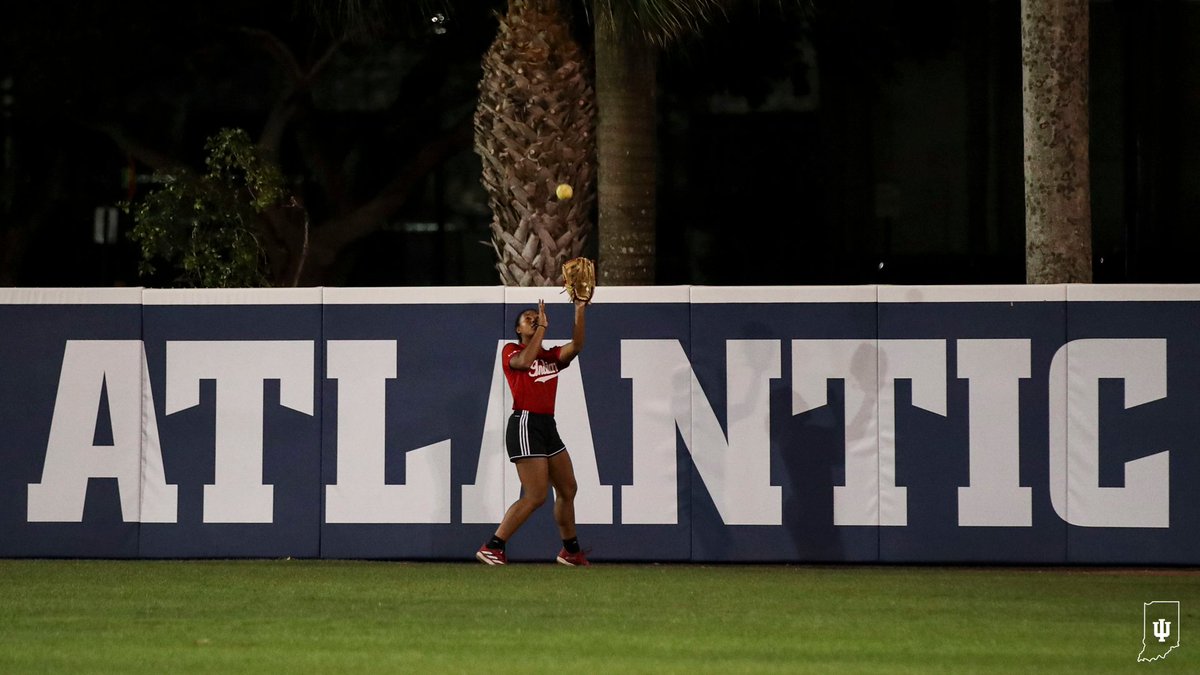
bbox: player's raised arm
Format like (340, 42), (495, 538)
(509, 301), (548, 370)
(557, 300), (586, 365)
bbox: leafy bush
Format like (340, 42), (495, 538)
(127, 128), (286, 288)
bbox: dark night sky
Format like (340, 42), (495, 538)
(2, 1), (1199, 287)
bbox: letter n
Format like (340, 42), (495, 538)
(621, 339), (781, 526)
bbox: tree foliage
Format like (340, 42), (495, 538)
(127, 128), (289, 288)
(591, 0), (746, 47)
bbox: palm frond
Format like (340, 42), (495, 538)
(592, 0), (740, 47)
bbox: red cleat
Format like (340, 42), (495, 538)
(555, 548), (590, 566)
(476, 545), (507, 565)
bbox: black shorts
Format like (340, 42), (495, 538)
(506, 410), (566, 462)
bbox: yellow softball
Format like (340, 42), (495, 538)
(556, 183), (573, 201)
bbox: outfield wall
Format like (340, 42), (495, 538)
(0, 285), (1196, 563)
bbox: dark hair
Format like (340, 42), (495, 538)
(514, 308), (536, 332)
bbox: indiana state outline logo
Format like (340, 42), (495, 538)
(1138, 601), (1180, 662)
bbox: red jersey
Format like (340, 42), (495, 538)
(502, 343), (567, 415)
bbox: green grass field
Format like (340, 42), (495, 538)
(0, 560), (1196, 673)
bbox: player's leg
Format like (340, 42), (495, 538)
(477, 458), (549, 565)
(547, 450), (578, 540)
(478, 411), (562, 565)
(548, 450), (588, 566)
(496, 458), (550, 540)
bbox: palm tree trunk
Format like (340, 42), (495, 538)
(475, 0), (596, 287)
(1021, 0), (1092, 283)
(595, 10), (656, 285)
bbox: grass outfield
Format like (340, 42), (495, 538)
(0, 561), (1196, 673)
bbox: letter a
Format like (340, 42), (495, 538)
(28, 341), (177, 522)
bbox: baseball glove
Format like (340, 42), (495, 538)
(561, 257), (596, 304)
